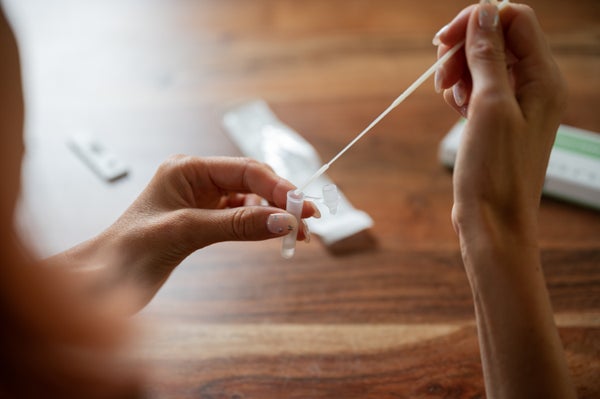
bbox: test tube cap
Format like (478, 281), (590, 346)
(322, 184), (339, 215)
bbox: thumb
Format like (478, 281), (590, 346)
(466, 0), (511, 97)
(189, 207), (299, 245)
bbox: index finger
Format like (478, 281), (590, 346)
(434, 4), (476, 48)
(202, 157), (317, 218)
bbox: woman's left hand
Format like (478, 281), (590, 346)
(50, 156), (318, 310)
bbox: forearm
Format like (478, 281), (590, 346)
(45, 233), (121, 292)
(457, 210), (576, 398)
(45, 230), (159, 313)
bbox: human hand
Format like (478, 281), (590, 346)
(433, 1), (566, 245)
(57, 156), (318, 309)
(432, 4), (576, 398)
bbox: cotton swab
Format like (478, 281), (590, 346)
(297, 0), (510, 193)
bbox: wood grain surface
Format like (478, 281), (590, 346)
(7, 0), (600, 397)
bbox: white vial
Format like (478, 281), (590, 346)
(281, 190), (304, 259)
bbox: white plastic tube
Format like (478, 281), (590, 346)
(281, 190), (305, 259)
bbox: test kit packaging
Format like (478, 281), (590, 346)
(222, 100), (374, 246)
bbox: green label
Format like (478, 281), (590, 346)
(554, 129), (600, 160)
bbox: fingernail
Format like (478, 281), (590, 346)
(311, 203), (321, 219)
(453, 81), (467, 107)
(432, 24), (448, 46)
(267, 213), (296, 235)
(479, 0), (499, 30)
(302, 220), (311, 243)
(434, 67), (444, 93)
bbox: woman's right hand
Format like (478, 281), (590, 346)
(433, 1), (567, 245)
(432, 3), (575, 398)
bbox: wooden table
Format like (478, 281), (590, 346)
(8, 0), (600, 397)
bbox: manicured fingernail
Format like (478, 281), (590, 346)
(479, 0), (499, 30)
(453, 81), (467, 107)
(434, 67), (444, 93)
(432, 25), (448, 46)
(267, 213), (296, 235)
(311, 203), (321, 219)
(302, 220), (311, 243)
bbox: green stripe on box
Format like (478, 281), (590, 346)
(554, 129), (600, 159)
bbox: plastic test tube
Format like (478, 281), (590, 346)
(281, 190), (304, 259)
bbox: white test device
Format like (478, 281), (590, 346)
(68, 131), (129, 182)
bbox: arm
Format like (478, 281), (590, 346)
(1, 5), (316, 396)
(434, 1), (576, 398)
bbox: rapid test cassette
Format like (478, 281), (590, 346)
(439, 119), (600, 210)
(68, 131), (129, 182)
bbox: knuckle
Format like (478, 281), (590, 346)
(546, 66), (568, 110)
(518, 4), (536, 21)
(476, 89), (514, 113)
(157, 154), (191, 174)
(528, 62), (568, 113)
(228, 207), (253, 241)
(468, 38), (504, 63)
(245, 158), (272, 177)
(244, 157), (261, 167)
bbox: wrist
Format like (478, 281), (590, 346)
(46, 232), (121, 288)
(46, 229), (151, 312)
(452, 201), (540, 280)
(453, 198), (538, 245)
(453, 203), (575, 399)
